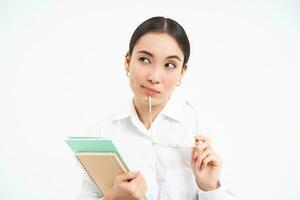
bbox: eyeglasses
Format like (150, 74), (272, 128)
(151, 140), (197, 149)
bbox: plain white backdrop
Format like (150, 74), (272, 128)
(0, 0), (299, 199)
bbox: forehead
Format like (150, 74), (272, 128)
(132, 32), (184, 60)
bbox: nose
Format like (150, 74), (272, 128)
(147, 67), (162, 84)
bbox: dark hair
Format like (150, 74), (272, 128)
(128, 16), (190, 66)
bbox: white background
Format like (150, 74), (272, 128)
(0, 0), (299, 199)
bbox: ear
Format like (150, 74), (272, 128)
(124, 52), (131, 72)
(179, 64), (188, 81)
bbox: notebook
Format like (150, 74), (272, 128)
(66, 137), (129, 195)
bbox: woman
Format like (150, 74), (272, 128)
(78, 16), (236, 200)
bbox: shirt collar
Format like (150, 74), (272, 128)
(110, 99), (133, 121)
(111, 97), (185, 123)
(160, 97), (185, 123)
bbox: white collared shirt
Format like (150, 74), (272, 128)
(77, 98), (236, 200)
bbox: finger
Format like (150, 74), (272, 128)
(203, 154), (222, 167)
(127, 173), (147, 198)
(196, 148), (211, 168)
(193, 142), (210, 160)
(129, 172), (144, 185)
(117, 171), (139, 183)
(192, 147), (199, 160)
(196, 141), (210, 152)
(191, 150), (197, 165)
(194, 135), (211, 144)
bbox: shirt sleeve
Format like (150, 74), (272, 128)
(197, 185), (238, 200)
(76, 162), (104, 200)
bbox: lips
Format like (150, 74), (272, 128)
(141, 85), (160, 96)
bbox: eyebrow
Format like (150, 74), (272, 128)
(137, 50), (182, 62)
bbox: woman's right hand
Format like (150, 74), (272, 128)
(104, 171), (147, 200)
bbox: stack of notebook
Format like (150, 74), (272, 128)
(66, 137), (129, 195)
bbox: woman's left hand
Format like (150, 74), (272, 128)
(191, 135), (222, 191)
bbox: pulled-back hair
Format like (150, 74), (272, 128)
(129, 16), (190, 66)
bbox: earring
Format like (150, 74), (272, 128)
(176, 80), (181, 86)
(126, 71), (129, 77)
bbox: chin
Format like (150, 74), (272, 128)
(148, 96), (168, 107)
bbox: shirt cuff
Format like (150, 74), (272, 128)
(197, 185), (228, 200)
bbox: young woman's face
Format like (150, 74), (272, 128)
(125, 32), (186, 107)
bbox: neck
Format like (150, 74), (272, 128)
(133, 97), (167, 129)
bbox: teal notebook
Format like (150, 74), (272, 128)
(66, 137), (118, 153)
(66, 137), (129, 195)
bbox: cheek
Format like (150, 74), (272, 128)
(162, 76), (178, 93)
(129, 67), (145, 86)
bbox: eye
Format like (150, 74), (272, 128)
(139, 57), (151, 64)
(165, 63), (176, 69)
